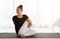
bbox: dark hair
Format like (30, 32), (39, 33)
(17, 5), (23, 11)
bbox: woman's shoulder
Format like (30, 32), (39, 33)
(12, 15), (17, 20)
(23, 14), (28, 19)
(13, 15), (17, 18)
(23, 14), (28, 17)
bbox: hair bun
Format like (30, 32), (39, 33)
(17, 5), (23, 11)
(20, 5), (23, 7)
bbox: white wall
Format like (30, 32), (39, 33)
(15, 0), (60, 33)
(0, 0), (15, 33)
(0, 0), (60, 33)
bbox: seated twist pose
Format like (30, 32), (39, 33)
(12, 5), (38, 38)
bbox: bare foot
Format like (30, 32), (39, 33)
(20, 34), (26, 38)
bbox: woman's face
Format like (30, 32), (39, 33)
(16, 8), (22, 15)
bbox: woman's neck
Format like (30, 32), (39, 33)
(17, 15), (23, 18)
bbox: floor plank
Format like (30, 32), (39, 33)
(0, 33), (60, 38)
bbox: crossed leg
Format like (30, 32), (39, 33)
(18, 21), (38, 38)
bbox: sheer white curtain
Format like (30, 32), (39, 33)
(0, 0), (15, 33)
(15, 0), (60, 33)
(0, 0), (60, 33)
(38, 0), (60, 27)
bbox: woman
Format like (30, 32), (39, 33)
(12, 5), (37, 38)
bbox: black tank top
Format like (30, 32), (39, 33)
(12, 14), (28, 35)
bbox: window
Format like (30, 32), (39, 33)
(0, 0), (15, 33)
(0, 0), (60, 33)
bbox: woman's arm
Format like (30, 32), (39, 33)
(26, 18), (32, 28)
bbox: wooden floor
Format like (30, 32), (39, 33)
(0, 33), (60, 38)
(0, 38), (59, 39)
